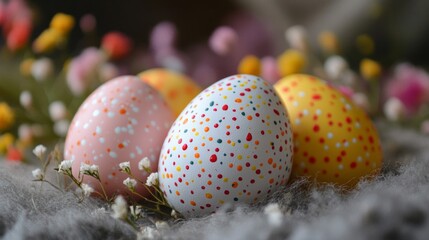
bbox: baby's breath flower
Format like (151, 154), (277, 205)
(49, 101), (67, 121)
(238, 55), (261, 76)
(32, 168), (44, 180)
(81, 183), (94, 197)
(119, 161), (131, 174)
(285, 25), (308, 51)
(171, 209), (179, 218)
(138, 157), (151, 172)
(324, 55), (348, 80)
(32, 144), (47, 159)
(130, 205), (142, 217)
(123, 177), (137, 191)
(146, 172), (159, 187)
(264, 203), (283, 227)
(58, 159), (74, 174)
(19, 91), (32, 109)
(155, 221), (169, 230)
(80, 163), (100, 178)
(31, 57), (54, 82)
(53, 119), (70, 137)
(18, 124), (33, 144)
(384, 98), (405, 121)
(111, 195), (128, 220)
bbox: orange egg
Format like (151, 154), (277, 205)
(138, 69), (202, 117)
(274, 74), (383, 187)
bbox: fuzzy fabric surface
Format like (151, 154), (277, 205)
(1, 122), (429, 240)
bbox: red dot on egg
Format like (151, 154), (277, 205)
(210, 154), (217, 163)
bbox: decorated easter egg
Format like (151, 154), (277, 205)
(159, 74), (293, 218)
(64, 76), (174, 199)
(138, 68), (202, 117)
(274, 74), (383, 186)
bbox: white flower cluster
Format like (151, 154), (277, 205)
(79, 163), (99, 177)
(111, 195), (128, 220)
(146, 172), (159, 187)
(32, 145), (47, 159)
(123, 177), (137, 191)
(58, 159), (74, 174)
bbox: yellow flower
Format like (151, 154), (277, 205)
(238, 55), (261, 76)
(33, 28), (64, 53)
(50, 13), (75, 35)
(356, 34), (375, 55)
(360, 58), (382, 80)
(277, 49), (306, 77)
(0, 102), (14, 131)
(318, 31), (340, 53)
(20, 58), (34, 77)
(0, 133), (15, 154)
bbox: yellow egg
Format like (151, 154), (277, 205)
(274, 74), (383, 187)
(138, 69), (202, 117)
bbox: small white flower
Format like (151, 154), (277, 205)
(32, 168), (44, 180)
(58, 159), (74, 174)
(111, 195), (128, 220)
(81, 183), (94, 197)
(155, 221), (169, 230)
(20, 91), (32, 109)
(99, 63), (119, 82)
(171, 209), (179, 218)
(31, 57), (54, 82)
(146, 172), (159, 187)
(130, 205), (142, 217)
(285, 25), (308, 51)
(384, 98), (405, 121)
(123, 177), (137, 190)
(119, 161), (131, 173)
(90, 164), (99, 173)
(18, 124), (33, 143)
(324, 55), (349, 80)
(32, 144), (47, 159)
(264, 203), (283, 227)
(141, 227), (159, 239)
(352, 92), (370, 112)
(80, 163), (91, 174)
(49, 101), (68, 121)
(138, 157), (151, 172)
(53, 119), (70, 137)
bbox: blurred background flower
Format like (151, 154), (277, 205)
(0, 0), (428, 161)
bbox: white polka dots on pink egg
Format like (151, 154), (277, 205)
(64, 76), (174, 199)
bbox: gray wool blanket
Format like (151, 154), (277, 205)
(1, 122), (429, 240)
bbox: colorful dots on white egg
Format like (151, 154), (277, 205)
(159, 74), (293, 218)
(274, 74), (383, 187)
(64, 76), (174, 199)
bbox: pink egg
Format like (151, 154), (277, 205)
(64, 76), (174, 200)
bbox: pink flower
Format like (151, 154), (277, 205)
(66, 47), (105, 95)
(385, 64), (429, 114)
(101, 32), (132, 60)
(209, 26), (238, 56)
(261, 56), (280, 84)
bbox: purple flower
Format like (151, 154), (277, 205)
(385, 64), (429, 114)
